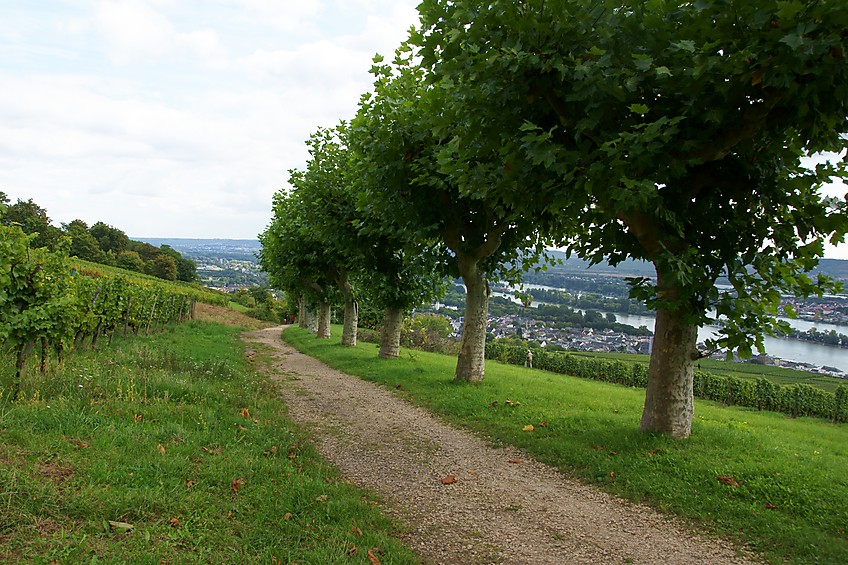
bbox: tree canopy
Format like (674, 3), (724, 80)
(413, 0), (848, 436)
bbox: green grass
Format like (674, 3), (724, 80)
(0, 323), (420, 564)
(565, 350), (847, 392)
(227, 301), (250, 313)
(285, 325), (848, 565)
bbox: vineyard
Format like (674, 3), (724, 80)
(0, 221), (227, 400)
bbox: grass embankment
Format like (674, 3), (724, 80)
(285, 326), (848, 565)
(0, 309), (419, 564)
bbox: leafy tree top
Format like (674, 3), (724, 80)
(413, 0), (848, 354)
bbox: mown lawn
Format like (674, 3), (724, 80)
(286, 326), (848, 565)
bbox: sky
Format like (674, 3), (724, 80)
(1, 0), (420, 240)
(1, 1), (847, 260)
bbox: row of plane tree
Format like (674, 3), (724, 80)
(260, 0), (848, 439)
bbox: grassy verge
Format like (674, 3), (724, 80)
(285, 325), (848, 565)
(0, 317), (419, 564)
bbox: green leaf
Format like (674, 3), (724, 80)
(632, 55), (653, 72)
(630, 103), (649, 115)
(780, 33), (806, 51)
(672, 40), (696, 53)
(655, 66), (673, 77)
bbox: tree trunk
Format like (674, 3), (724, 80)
(298, 295), (307, 328)
(379, 306), (404, 359)
(39, 337), (48, 374)
(454, 259), (489, 383)
(640, 306), (698, 438)
(306, 305), (319, 333)
(316, 301), (331, 339)
(338, 273), (358, 347)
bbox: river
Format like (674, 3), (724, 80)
(491, 286), (847, 372)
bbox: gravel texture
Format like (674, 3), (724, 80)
(243, 327), (758, 565)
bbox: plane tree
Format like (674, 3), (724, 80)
(350, 50), (565, 381)
(259, 185), (337, 338)
(414, 0), (848, 436)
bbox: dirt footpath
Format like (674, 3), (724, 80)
(243, 327), (756, 565)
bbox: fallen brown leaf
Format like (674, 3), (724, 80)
(134, 414), (143, 423)
(231, 477), (245, 493)
(609, 471), (616, 478)
(169, 518), (180, 528)
(157, 444), (166, 456)
(351, 525), (363, 536)
(283, 512), (292, 521)
(367, 548), (382, 565)
(538, 421), (549, 427)
(508, 459), (522, 464)
(646, 449), (660, 457)
(347, 545), (358, 556)
(240, 407), (250, 419)
(522, 424), (535, 432)
(185, 479), (195, 490)
(765, 502), (778, 510)
(440, 475), (457, 485)
(716, 475), (740, 487)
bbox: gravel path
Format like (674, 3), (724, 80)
(243, 327), (757, 565)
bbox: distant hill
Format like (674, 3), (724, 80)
(542, 249), (848, 282)
(136, 238), (261, 262)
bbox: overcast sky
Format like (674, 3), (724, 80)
(1, 0), (420, 240)
(2, 1), (846, 260)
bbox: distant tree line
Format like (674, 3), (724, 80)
(783, 328), (848, 348)
(0, 192), (196, 283)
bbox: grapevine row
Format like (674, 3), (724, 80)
(1, 221), (226, 400)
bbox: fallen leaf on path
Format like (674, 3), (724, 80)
(716, 475), (739, 487)
(441, 475), (457, 485)
(522, 424), (535, 432)
(508, 459), (522, 464)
